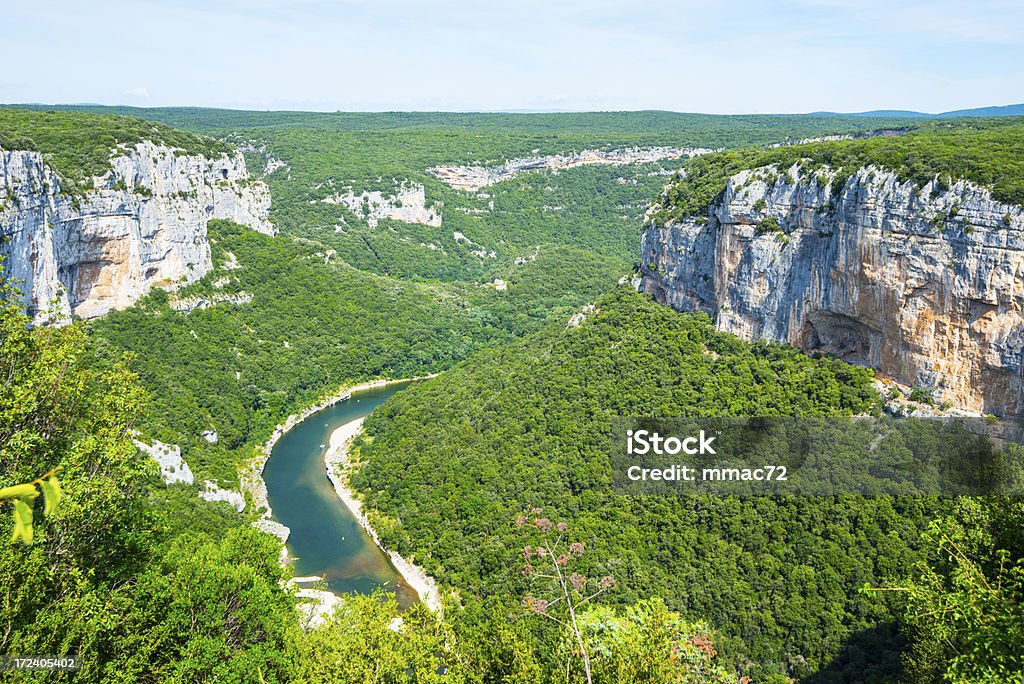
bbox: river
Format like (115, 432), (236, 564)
(263, 382), (418, 609)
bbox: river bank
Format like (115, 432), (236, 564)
(325, 418), (444, 614)
(238, 374), (441, 626)
(240, 375), (439, 521)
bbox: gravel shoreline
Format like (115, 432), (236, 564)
(325, 417), (444, 614)
(238, 375), (443, 621)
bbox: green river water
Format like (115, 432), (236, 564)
(263, 382), (418, 608)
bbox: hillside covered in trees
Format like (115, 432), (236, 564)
(354, 287), (1024, 681)
(3, 107), (1023, 681)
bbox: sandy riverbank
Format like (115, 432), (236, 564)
(240, 375), (439, 521)
(325, 417), (444, 614)
(237, 374), (442, 625)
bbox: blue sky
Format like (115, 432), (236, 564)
(1, 0), (1021, 113)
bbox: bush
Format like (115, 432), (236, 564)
(909, 386), (934, 404)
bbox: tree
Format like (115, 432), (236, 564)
(890, 497), (1024, 682)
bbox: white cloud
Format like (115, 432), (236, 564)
(126, 87), (150, 97)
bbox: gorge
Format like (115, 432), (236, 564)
(5, 106), (1024, 682)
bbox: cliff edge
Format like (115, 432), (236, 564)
(642, 163), (1024, 416)
(0, 140), (273, 321)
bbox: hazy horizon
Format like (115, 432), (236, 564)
(5, 103), (1022, 117)
(2, 0), (1022, 114)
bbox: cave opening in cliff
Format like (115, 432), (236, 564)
(800, 311), (876, 366)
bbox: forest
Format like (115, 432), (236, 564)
(0, 109), (230, 194)
(86, 219), (623, 484)
(2, 107), (1023, 681)
(354, 287), (1024, 681)
(60, 106), (927, 487)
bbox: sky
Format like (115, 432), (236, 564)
(1, 0), (1022, 114)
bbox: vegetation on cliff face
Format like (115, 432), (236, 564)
(0, 108), (232, 193)
(650, 119), (1024, 224)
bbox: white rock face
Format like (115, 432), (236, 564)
(200, 480), (246, 512)
(0, 141), (274, 322)
(566, 303), (597, 329)
(294, 586), (343, 630)
(253, 518), (290, 544)
(170, 291), (254, 313)
(323, 181), (441, 228)
(134, 439), (194, 485)
(429, 146), (712, 192)
(642, 165), (1024, 417)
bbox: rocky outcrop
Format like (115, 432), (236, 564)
(0, 141), (273, 322)
(430, 146), (712, 192)
(170, 291), (254, 313)
(323, 181), (441, 228)
(134, 437), (245, 511)
(200, 480), (246, 512)
(134, 439), (194, 485)
(641, 165), (1024, 417)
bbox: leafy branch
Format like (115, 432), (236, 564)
(0, 466), (63, 544)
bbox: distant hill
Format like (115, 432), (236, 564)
(811, 103), (1024, 118)
(809, 109), (930, 118)
(4, 103), (1021, 129)
(939, 103), (1024, 117)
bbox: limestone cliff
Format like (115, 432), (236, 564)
(322, 181), (442, 228)
(0, 141), (273, 321)
(430, 146), (710, 192)
(641, 165), (1024, 416)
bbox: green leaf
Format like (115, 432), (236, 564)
(0, 484), (39, 500)
(41, 476), (62, 517)
(12, 499), (34, 545)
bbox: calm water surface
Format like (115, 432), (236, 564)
(263, 382), (417, 608)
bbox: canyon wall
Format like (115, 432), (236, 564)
(641, 165), (1024, 416)
(430, 146), (711, 192)
(0, 141), (273, 321)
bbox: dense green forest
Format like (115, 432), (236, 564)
(88, 220), (622, 484)
(650, 119), (1024, 224)
(0, 109), (230, 193)
(3, 104), (920, 141)
(4, 270), (1022, 681)
(2, 265), (758, 683)
(354, 287), (1024, 681)
(247, 130), (682, 281)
